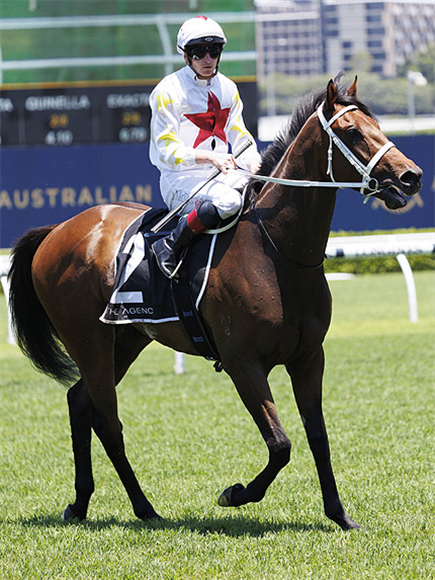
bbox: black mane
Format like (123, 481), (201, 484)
(245, 75), (375, 208)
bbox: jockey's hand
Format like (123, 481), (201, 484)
(195, 150), (237, 174)
(211, 153), (238, 174)
(247, 159), (261, 174)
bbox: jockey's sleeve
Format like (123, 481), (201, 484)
(149, 89), (197, 171)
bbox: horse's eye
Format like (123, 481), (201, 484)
(346, 128), (363, 145)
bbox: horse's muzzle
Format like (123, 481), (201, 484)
(376, 166), (422, 210)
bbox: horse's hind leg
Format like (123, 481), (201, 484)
(218, 363), (291, 508)
(63, 379), (94, 521)
(65, 325), (159, 521)
(286, 347), (360, 530)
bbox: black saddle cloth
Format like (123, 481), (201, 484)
(100, 207), (220, 362)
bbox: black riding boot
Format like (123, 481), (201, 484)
(152, 201), (221, 279)
(152, 218), (195, 279)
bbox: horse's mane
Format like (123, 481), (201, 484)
(245, 74), (376, 208)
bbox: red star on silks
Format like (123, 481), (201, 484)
(184, 92), (231, 148)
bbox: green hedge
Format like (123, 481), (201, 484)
(1, 229), (433, 281)
(325, 228), (435, 274)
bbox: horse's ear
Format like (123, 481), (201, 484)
(348, 76), (358, 97)
(325, 79), (338, 112)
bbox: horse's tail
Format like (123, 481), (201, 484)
(8, 226), (79, 386)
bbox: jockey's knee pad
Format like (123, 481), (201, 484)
(196, 201), (221, 229)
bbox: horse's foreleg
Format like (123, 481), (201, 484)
(63, 379), (94, 521)
(218, 365), (291, 508)
(286, 347), (360, 530)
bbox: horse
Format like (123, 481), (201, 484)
(8, 77), (422, 531)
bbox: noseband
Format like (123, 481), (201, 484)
(317, 102), (395, 201)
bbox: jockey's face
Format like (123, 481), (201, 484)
(184, 45), (222, 79)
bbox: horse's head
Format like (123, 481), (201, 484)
(322, 78), (422, 209)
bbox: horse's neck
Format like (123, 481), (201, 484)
(255, 120), (337, 269)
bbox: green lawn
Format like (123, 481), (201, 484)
(0, 271), (434, 579)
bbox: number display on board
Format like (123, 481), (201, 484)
(0, 84), (152, 147)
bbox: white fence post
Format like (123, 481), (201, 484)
(326, 232), (434, 323)
(396, 253), (418, 323)
(0, 275), (15, 344)
(174, 351), (185, 375)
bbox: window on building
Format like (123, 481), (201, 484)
(366, 3), (384, 10)
(367, 26), (385, 35)
(371, 51), (386, 60)
(366, 14), (381, 22)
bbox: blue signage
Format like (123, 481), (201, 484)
(0, 143), (163, 248)
(0, 136), (433, 248)
(331, 135), (434, 232)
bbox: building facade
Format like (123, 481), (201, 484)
(255, 0), (435, 78)
(323, 0), (435, 77)
(255, 1), (324, 78)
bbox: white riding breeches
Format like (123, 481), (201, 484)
(159, 170), (249, 219)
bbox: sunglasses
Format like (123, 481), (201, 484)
(187, 45), (223, 60)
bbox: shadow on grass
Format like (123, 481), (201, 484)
(16, 512), (334, 537)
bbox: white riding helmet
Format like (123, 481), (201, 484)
(176, 15), (227, 55)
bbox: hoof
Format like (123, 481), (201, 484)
(136, 504), (163, 521)
(141, 512), (163, 522)
(218, 483), (245, 507)
(328, 512), (362, 531)
(343, 519), (362, 531)
(62, 505), (85, 522)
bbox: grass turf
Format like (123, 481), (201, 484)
(0, 271), (434, 579)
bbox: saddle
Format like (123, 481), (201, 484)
(100, 208), (222, 366)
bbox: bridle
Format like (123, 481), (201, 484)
(234, 102), (395, 203)
(226, 101), (396, 269)
(317, 102), (395, 202)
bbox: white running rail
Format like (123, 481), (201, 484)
(1, 232), (434, 367)
(325, 231), (435, 323)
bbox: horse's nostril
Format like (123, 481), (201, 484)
(401, 169), (422, 190)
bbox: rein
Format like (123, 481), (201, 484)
(239, 102), (395, 269)
(211, 103), (396, 268)
(231, 102), (395, 202)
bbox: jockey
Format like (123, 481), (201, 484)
(149, 15), (261, 279)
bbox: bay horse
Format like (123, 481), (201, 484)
(8, 77), (422, 530)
